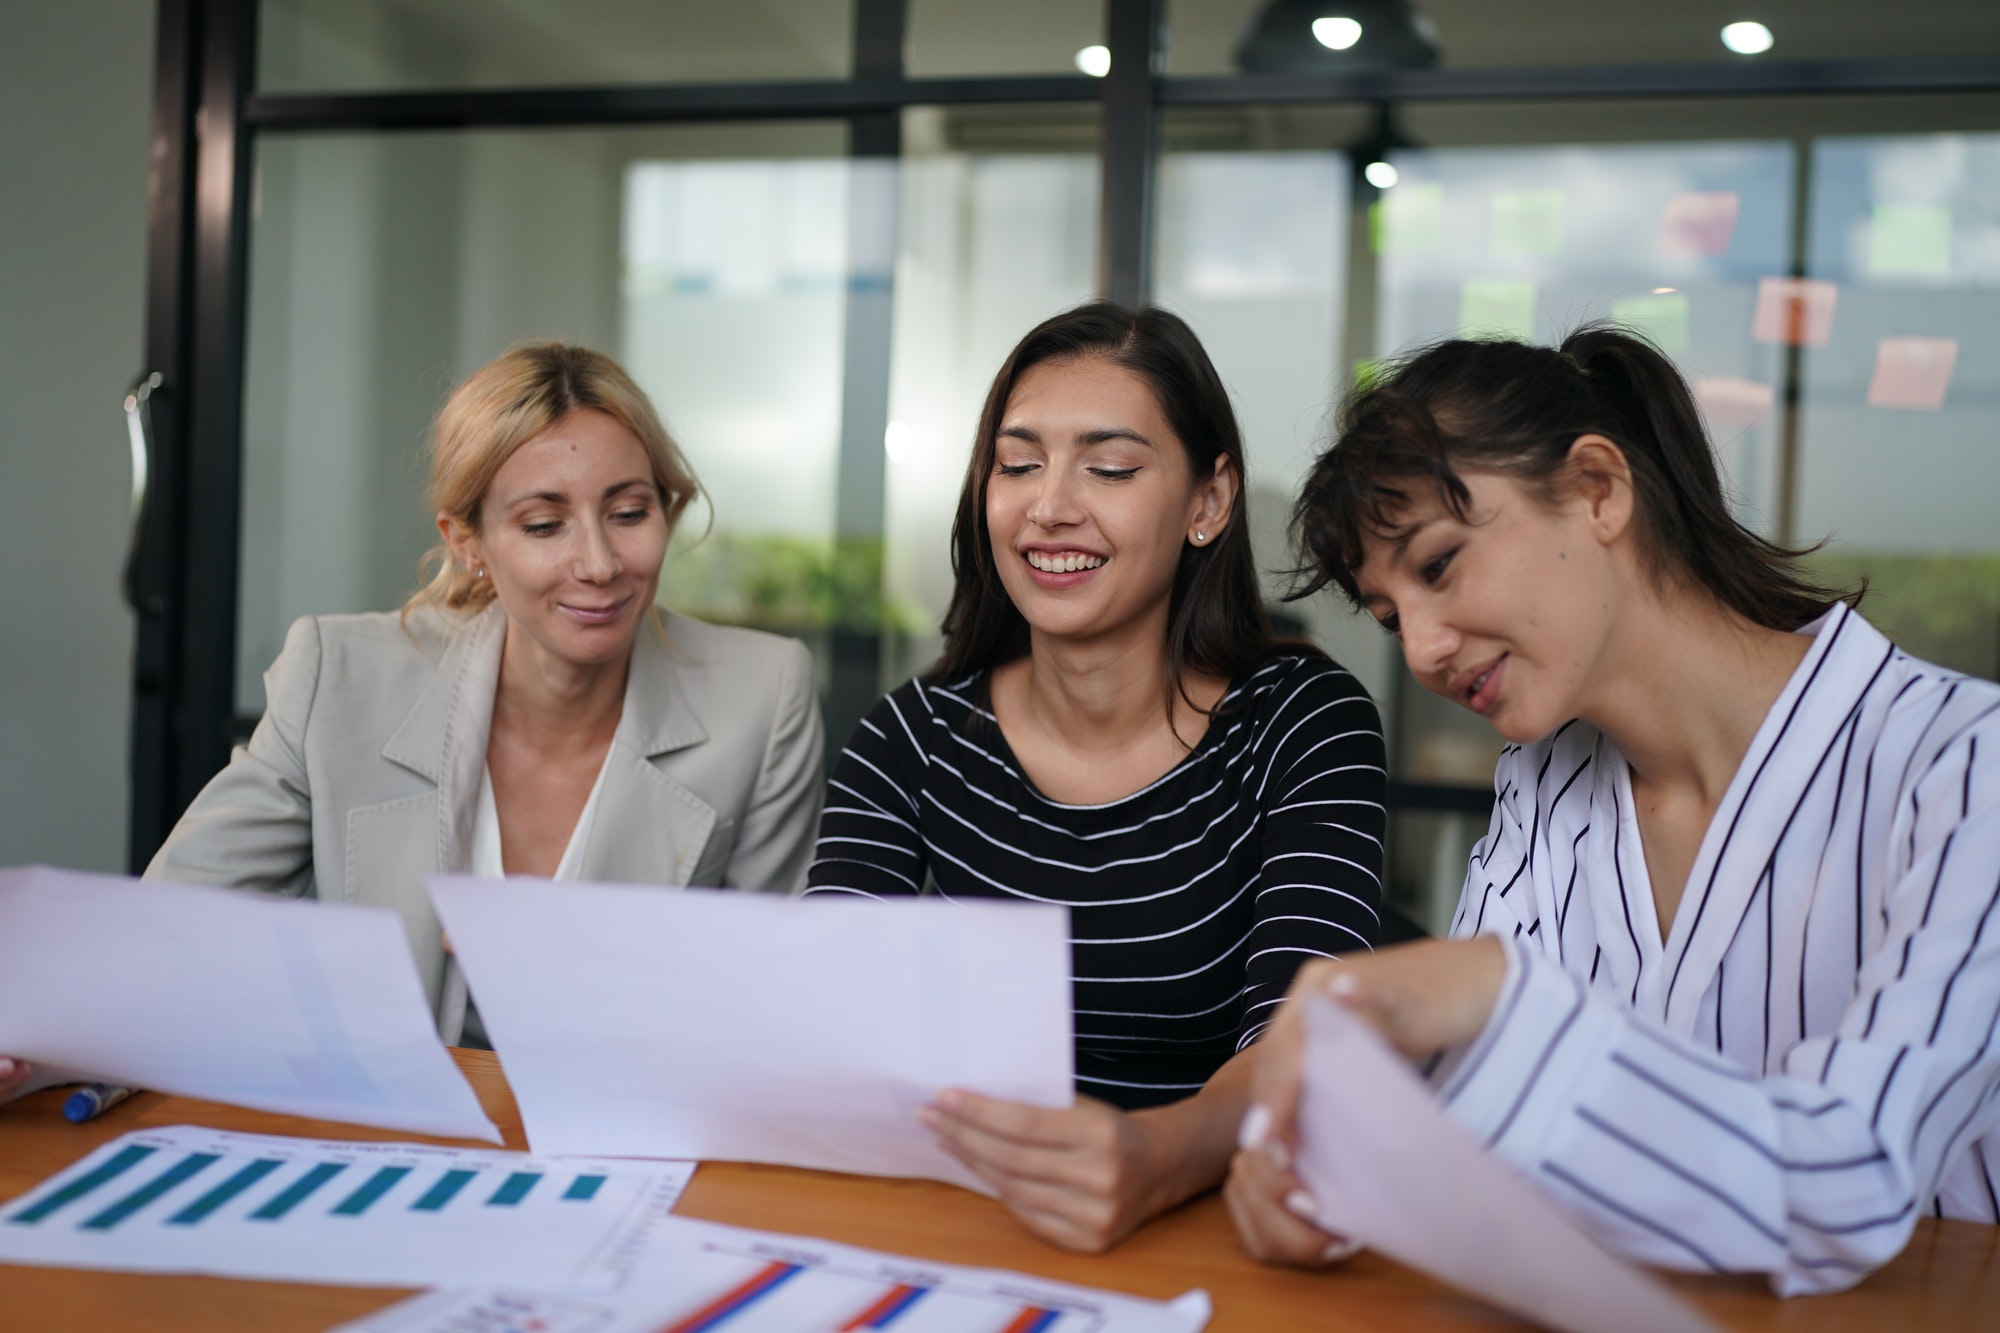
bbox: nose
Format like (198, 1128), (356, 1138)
(1397, 604), (1461, 689)
(1025, 466), (1084, 530)
(574, 517), (623, 583)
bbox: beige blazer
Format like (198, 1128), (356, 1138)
(146, 603), (824, 1042)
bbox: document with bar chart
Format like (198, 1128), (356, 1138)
(336, 1215), (1212, 1333)
(0, 1125), (694, 1290)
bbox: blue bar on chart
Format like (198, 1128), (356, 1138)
(169, 1159), (284, 1225)
(410, 1168), (477, 1212)
(251, 1163), (348, 1221)
(659, 1261), (805, 1333)
(487, 1172), (540, 1207)
(332, 1166), (412, 1217)
(81, 1153), (221, 1231)
(7, 1145), (158, 1225)
(562, 1175), (606, 1202)
(837, 1282), (931, 1330)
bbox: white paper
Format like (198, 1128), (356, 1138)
(332, 1214), (1211, 1333)
(428, 877), (1073, 1190)
(0, 865), (497, 1141)
(1294, 997), (1717, 1333)
(0, 1125), (693, 1290)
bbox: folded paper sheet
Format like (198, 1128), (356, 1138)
(428, 878), (1073, 1190)
(0, 1125), (691, 1289)
(0, 866), (497, 1141)
(1294, 998), (1718, 1333)
(334, 1214), (1212, 1333)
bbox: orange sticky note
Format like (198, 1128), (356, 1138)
(1659, 191), (1740, 257)
(1751, 277), (1838, 347)
(1695, 376), (1776, 428)
(1867, 337), (1958, 411)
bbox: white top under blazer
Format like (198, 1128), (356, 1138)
(1433, 602), (1999, 1295)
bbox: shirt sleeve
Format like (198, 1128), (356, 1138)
(1438, 732), (2000, 1296)
(804, 682), (933, 900)
(1238, 661), (1388, 1050)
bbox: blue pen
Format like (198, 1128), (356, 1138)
(63, 1083), (138, 1124)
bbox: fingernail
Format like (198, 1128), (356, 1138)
(1328, 971), (1360, 998)
(936, 1089), (964, 1111)
(1320, 1237), (1362, 1263)
(1263, 1138), (1291, 1172)
(1238, 1102), (1273, 1152)
(0, 1058), (13, 1077)
(1284, 1189), (1318, 1220)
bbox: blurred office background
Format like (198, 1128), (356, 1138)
(6, 1), (1999, 933)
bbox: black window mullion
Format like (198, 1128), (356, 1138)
(1098, 0), (1162, 306)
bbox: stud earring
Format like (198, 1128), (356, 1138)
(1193, 530), (1206, 544)
(474, 567), (485, 579)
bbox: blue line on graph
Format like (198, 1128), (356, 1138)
(8, 1145), (158, 1225)
(169, 1159), (283, 1225)
(332, 1166), (412, 1216)
(411, 1169), (477, 1212)
(81, 1153), (221, 1231)
(563, 1175), (606, 1201)
(487, 1172), (541, 1206)
(251, 1162), (348, 1220)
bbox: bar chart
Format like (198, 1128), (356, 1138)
(0, 1125), (693, 1290)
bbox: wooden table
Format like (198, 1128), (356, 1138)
(3, 1052), (1996, 1331)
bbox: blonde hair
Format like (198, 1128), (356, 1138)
(407, 342), (703, 618)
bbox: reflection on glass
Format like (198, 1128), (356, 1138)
(1799, 134), (2000, 681)
(237, 125), (847, 716)
(258, 0), (854, 92)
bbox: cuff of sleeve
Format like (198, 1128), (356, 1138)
(1429, 933), (1621, 1166)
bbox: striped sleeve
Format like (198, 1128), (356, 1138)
(1238, 665), (1387, 1049)
(804, 685), (932, 900)
(1437, 731), (2000, 1296)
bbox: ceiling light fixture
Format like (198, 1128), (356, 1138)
(1312, 17), (1363, 51)
(1364, 160), (1399, 189)
(1074, 44), (1111, 78)
(1720, 21), (1773, 55)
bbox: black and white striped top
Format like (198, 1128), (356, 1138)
(806, 653), (1386, 1109)
(1435, 602), (2000, 1295)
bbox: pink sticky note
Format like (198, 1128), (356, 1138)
(1867, 337), (1959, 411)
(1751, 277), (1838, 347)
(1659, 191), (1740, 257)
(1695, 376), (1776, 428)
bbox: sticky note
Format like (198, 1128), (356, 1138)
(1694, 376), (1775, 428)
(1372, 182), (1442, 253)
(1611, 292), (1691, 354)
(1867, 336), (1958, 410)
(1658, 191), (1740, 257)
(1490, 189), (1565, 257)
(1750, 276), (1837, 346)
(1868, 204), (1952, 277)
(1460, 279), (1537, 340)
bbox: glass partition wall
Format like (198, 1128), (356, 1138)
(132, 0), (2000, 934)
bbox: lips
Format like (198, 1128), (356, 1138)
(1462, 655), (1505, 715)
(559, 597), (630, 626)
(1024, 549), (1107, 573)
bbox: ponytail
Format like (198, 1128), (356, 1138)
(1291, 323), (1860, 631)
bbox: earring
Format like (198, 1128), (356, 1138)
(1193, 530), (1206, 544)
(474, 567), (485, 579)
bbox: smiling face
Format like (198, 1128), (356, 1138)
(985, 355), (1234, 652)
(442, 408), (669, 678)
(1353, 468), (1629, 744)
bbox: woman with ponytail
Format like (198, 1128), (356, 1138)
(1226, 326), (2000, 1294)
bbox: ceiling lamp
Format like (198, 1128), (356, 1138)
(1074, 44), (1111, 77)
(1720, 21), (1774, 55)
(1238, 0), (1440, 73)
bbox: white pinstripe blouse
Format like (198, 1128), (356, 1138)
(1436, 602), (2000, 1294)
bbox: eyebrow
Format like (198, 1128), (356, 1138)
(502, 478), (653, 509)
(996, 425), (1156, 449)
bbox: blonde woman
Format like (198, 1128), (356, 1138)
(139, 342), (824, 1045)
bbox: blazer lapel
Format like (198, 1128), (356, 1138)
(582, 619), (720, 886)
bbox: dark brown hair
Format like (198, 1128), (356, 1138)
(934, 301), (1309, 705)
(1290, 324), (1859, 630)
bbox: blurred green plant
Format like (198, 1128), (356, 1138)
(1804, 550), (2000, 681)
(659, 532), (927, 635)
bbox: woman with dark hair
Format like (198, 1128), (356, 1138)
(1226, 326), (2000, 1294)
(807, 302), (1387, 1251)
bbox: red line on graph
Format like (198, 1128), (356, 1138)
(996, 1308), (1058, 1333)
(653, 1260), (799, 1333)
(838, 1282), (924, 1330)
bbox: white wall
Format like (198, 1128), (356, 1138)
(0, 1), (151, 868)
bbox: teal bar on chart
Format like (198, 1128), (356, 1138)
(563, 1175), (606, 1201)
(332, 1166), (412, 1217)
(251, 1163), (348, 1221)
(487, 1172), (541, 1206)
(169, 1159), (284, 1225)
(81, 1153), (221, 1231)
(410, 1169), (477, 1212)
(8, 1145), (158, 1225)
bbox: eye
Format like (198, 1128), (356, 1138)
(1419, 548), (1456, 585)
(522, 520), (562, 537)
(610, 505), (653, 525)
(995, 461), (1036, 477)
(1088, 466), (1139, 481)
(1377, 614), (1401, 638)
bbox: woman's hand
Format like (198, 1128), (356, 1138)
(922, 1091), (1169, 1253)
(1225, 938), (1509, 1267)
(0, 1057), (32, 1102)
